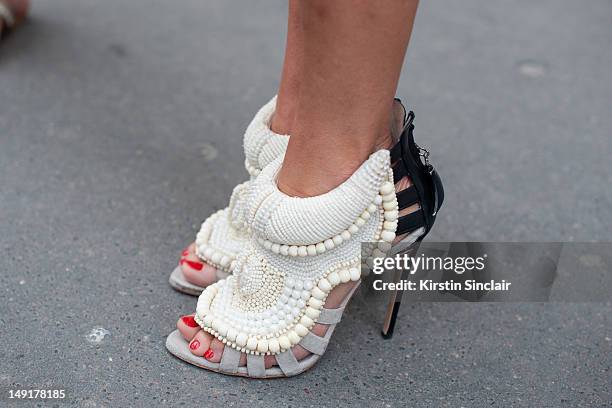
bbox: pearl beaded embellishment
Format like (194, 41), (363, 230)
(195, 209), (245, 272)
(243, 95), (289, 178)
(194, 96), (289, 271)
(195, 150), (399, 356)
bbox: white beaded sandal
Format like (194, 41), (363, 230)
(169, 96), (289, 295)
(166, 104), (444, 378)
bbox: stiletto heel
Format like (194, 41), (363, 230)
(380, 103), (444, 338)
(381, 267), (404, 339)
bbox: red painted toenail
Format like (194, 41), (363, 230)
(181, 315), (199, 328)
(204, 349), (214, 360)
(189, 339), (200, 350)
(182, 260), (204, 271)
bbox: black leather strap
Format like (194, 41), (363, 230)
(396, 187), (419, 208)
(390, 141), (403, 164)
(392, 162), (408, 184)
(396, 211), (425, 235)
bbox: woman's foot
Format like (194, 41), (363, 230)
(178, 243), (219, 288)
(177, 279), (358, 368)
(0, 0), (29, 35)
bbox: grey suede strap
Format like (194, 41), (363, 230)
(246, 354), (266, 378)
(276, 349), (301, 376)
(317, 307), (344, 324)
(219, 346), (241, 374)
(298, 332), (327, 355)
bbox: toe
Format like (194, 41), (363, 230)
(188, 330), (213, 357)
(180, 243), (219, 287)
(182, 263), (218, 287)
(177, 314), (200, 340)
(203, 338), (225, 363)
(264, 355), (277, 369)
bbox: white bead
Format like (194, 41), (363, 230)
(294, 324), (309, 337)
(307, 245), (317, 256)
(339, 269), (351, 283)
(324, 239), (335, 250)
(256, 339), (269, 353)
(286, 277), (295, 288)
(383, 201), (397, 211)
(305, 307), (321, 320)
(280, 245), (289, 256)
(226, 328), (238, 342)
(220, 256), (231, 267)
(289, 246), (298, 257)
(203, 315), (213, 326)
(318, 278), (332, 292)
(368, 204), (377, 213)
(268, 338), (280, 353)
(246, 337), (258, 351)
(348, 224), (359, 234)
(328, 271), (340, 286)
(378, 241), (392, 252)
(311, 287), (326, 300)
(308, 297), (324, 309)
(300, 315), (314, 328)
(382, 193), (396, 203)
(349, 267), (361, 281)
(341, 230), (351, 241)
(211, 252), (222, 264)
(217, 323), (228, 337)
(236, 333), (248, 347)
(278, 335), (291, 350)
(271, 243), (280, 254)
(303, 280), (314, 290)
(381, 230), (396, 243)
(361, 211), (371, 220)
(355, 218), (366, 227)
(196, 304), (208, 316)
(373, 248), (386, 258)
(315, 242), (326, 254)
(204, 248), (214, 259)
(384, 210), (398, 221)
(298, 246), (308, 257)
(380, 181), (394, 195)
(263, 240), (273, 250)
(301, 290), (311, 300)
(383, 221), (398, 230)
(288, 331), (301, 345)
(374, 195), (383, 205)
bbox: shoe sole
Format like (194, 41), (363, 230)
(165, 330), (321, 378)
